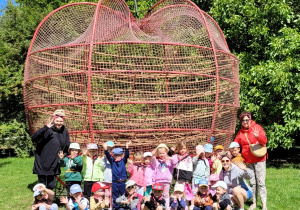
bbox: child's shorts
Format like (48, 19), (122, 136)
(144, 185), (152, 196)
(246, 189), (252, 200)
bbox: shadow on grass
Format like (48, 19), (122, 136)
(0, 161), (12, 168)
(266, 147), (300, 169)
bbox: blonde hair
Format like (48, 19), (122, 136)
(53, 109), (65, 116)
(133, 151), (143, 160)
(156, 147), (168, 157)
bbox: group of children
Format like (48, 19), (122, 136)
(32, 140), (246, 210)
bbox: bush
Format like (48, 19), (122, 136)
(0, 120), (34, 157)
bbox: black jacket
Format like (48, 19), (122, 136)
(32, 125), (70, 175)
(143, 194), (166, 210)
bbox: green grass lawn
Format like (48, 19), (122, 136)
(0, 157), (299, 209)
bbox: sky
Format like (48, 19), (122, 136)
(0, 0), (16, 15)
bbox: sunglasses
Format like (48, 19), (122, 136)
(35, 193), (43, 198)
(127, 185), (135, 189)
(241, 119), (250, 123)
(96, 189), (104, 192)
(222, 160), (230, 163)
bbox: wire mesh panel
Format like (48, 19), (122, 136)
(24, 0), (240, 151)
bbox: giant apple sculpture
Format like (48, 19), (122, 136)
(24, 0), (240, 151)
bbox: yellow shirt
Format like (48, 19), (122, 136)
(211, 159), (222, 175)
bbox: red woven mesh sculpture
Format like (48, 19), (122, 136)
(24, 0), (240, 151)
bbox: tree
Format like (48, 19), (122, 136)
(207, 0), (300, 149)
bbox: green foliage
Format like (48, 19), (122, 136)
(0, 120), (34, 157)
(208, 0), (300, 149)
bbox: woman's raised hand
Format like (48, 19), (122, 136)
(46, 117), (53, 128)
(252, 126), (260, 138)
(236, 162), (247, 171)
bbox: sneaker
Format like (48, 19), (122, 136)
(248, 204), (256, 210)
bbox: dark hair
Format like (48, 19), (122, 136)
(220, 151), (232, 160)
(239, 111), (252, 121)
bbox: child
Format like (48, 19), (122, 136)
(32, 183), (58, 210)
(82, 143), (104, 199)
(59, 142), (83, 197)
(192, 145), (210, 195)
(228, 142), (246, 167)
(170, 184), (187, 210)
(172, 142), (193, 187)
(142, 183), (166, 210)
(211, 181), (231, 210)
(211, 145), (223, 175)
(152, 143), (178, 209)
(90, 182), (110, 210)
(143, 152), (154, 196)
(208, 174), (219, 197)
(60, 184), (90, 210)
(101, 141), (115, 206)
(191, 180), (213, 210)
(103, 140), (131, 209)
(127, 151), (146, 196)
(204, 143), (214, 169)
(116, 180), (141, 210)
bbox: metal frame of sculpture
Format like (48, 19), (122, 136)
(24, 0), (240, 151)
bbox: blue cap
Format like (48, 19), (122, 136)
(229, 142), (240, 149)
(113, 148), (124, 154)
(197, 179), (209, 187)
(204, 143), (213, 153)
(107, 141), (115, 147)
(210, 136), (215, 142)
(70, 184), (82, 194)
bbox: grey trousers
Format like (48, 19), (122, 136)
(247, 161), (267, 204)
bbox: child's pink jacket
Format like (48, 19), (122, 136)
(144, 163), (154, 186)
(127, 163), (146, 187)
(152, 156), (178, 183)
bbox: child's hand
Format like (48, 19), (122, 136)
(211, 155), (216, 162)
(143, 195), (151, 202)
(60, 196), (68, 204)
(75, 194), (82, 203)
(104, 196), (110, 206)
(127, 159), (133, 164)
(201, 198), (205, 204)
(178, 193), (183, 200)
(39, 185), (45, 192)
(58, 150), (64, 159)
(151, 149), (156, 156)
(103, 142), (108, 151)
(170, 146), (176, 151)
(82, 148), (88, 156)
(170, 193), (176, 199)
(126, 140), (132, 148)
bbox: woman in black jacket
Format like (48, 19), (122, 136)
(32, 110), (70, 189)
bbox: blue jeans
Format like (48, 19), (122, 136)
(112, 181), (126, 209)
(39, 203), (58, 210)
(193, 206), (212, 210)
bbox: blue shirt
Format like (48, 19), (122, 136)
(105, 148), (129, 181)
